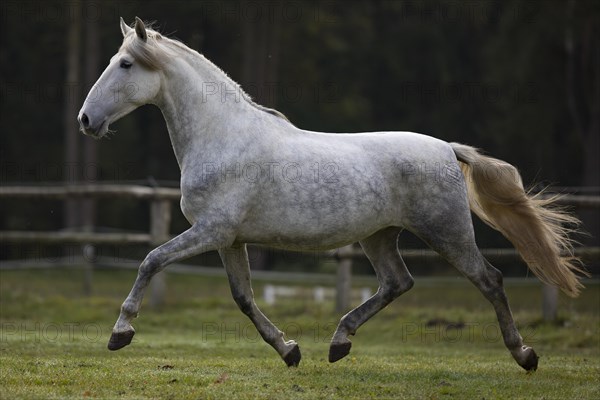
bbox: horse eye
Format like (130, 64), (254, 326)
(120, 61), (132, 69)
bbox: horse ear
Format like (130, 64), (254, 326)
(134, 17), (147, 42)
(120, 17), (132, 37)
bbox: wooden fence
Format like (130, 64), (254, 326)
(1, 184), (599, 319)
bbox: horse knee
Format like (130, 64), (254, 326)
(139, 250), (164, 276)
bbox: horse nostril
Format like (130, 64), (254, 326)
(80, 113), (90, 128)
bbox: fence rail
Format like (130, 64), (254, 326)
(3, 185), (600, 205)
(0, 231), (152, 244)
(1, 184), (599, 318)
(0, 184), (181, 200)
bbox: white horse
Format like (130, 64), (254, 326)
(79, 18), (585, 370)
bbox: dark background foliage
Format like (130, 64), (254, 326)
(1, 0), (598, 274)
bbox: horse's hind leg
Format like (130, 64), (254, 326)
(469, 254), (538, 370)
(219, 245), (301, 367)
(329, 227), (414, 362)
(409, 212), (539, 371)
(450, 248), (537, 370)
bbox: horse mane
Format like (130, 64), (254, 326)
(120, 24), (290, 123)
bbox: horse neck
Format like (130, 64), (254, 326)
(156, 48), (256, 169)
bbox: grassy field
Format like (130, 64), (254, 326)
(1, 267), (598, 399)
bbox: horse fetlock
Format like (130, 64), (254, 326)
(503, 334), (524, 351)
(339, 316), (358, 337)
(120, 302), (139, 319)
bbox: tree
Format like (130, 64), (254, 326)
(63, 0), (82, 230)
(566, 0), (599, 188)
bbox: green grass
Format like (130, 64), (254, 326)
(1, 268), (599, 399)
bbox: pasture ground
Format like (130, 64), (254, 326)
(1, 267), (599, 399)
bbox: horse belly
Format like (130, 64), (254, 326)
(236, 213), (390, 251)
(236, 177), (400, 250)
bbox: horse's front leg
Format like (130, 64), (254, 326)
(219, 245), (301, 367)
(108, 222), (233, 350)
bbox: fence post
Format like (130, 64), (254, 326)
(81, 197), (96, 296)
(149, 198), (171, 308)
(336, 245), (353, 313)
(542, 284), (558, 322)
(81, 242), (94, 296)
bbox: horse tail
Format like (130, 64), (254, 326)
(450, 142), (587, 297)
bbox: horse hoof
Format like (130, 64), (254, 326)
(329, 342), (352, 363)
(107, 330), (135, 351)
(519, 347), (539, 371)
(283, 344), (301, 367)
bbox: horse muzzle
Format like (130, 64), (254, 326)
(78, 111), (107, 138)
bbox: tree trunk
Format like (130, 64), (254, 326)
(241, 0), (282, 107)
(63, 0), (81, 234)
(81, 2), (100, 295)
(82, 3), (99, 230)
(565, 0), (599, 242)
